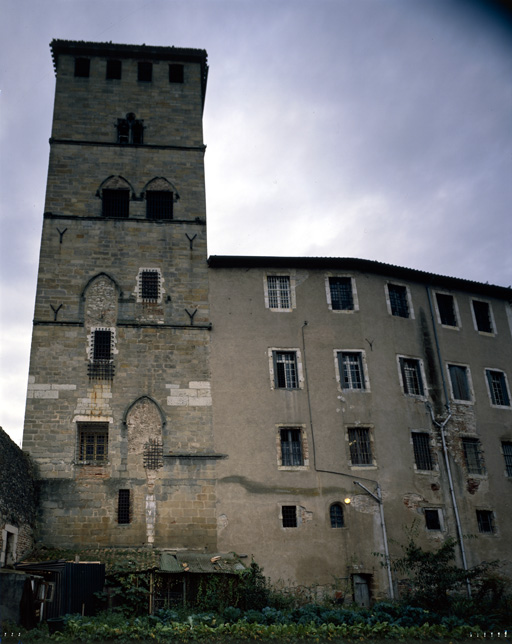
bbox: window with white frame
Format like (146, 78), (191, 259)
(399, 357), (425, 396)
(411, 432), (434, 471)
(348, 427), (373, 466)
(435, 293), (458, 327)
(485, 369), (511, 407)
(472, 299), (494, 333)
(448, 364), (472, 402)
(387, 283), (411, 318)
(138, 269), (161, 302)
(271, 350), (300, 389)
(462, 437), (485, 475)
(327, 276), (355, 311)
(266, 275), (292, 310)
(337, 351), (366, 390)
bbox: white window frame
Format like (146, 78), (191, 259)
(424, 508), (444, 532)
(325, 274), (359, 313)
(484, 368), (511, 408)
(385, 282), (415, 319)
(471, 298), (496, 335)
(334, 349), (370, 392)
(446, 363), (474, 404)
(277, 425), (309, 470)
(397, 355), (427, 398)
(269, 348), (304, 390)
(264, 274), (296, 311)
(433, 291), (460, 329)
(136, 267), (164, 303)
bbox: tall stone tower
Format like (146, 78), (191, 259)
(23, 40), (216, 550)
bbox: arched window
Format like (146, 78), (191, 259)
(330, 503), (344, 528)
(98, 176), (133, 218)
(143, 177), (178, 220)
(117, 112), (144, 144)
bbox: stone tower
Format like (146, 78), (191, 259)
(23, 40), (217, 550)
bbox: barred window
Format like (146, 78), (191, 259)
(462, 438), (484, 475)
(329, 277), (354, 310)
(267, 276), (291, 309)
(143, 439), (163, 470)
(448, 365), (471, 401)
(280, 428), (303, 466)
(89, 329), (115, 380)
(472, 300), (493, 333)
(476, 510), (495, 534)
(146, 191), (173, 220)
(273, 351), (298, 389)
(399, 357), (424, 396)
(412, 432), (434, 471)
(348, 427), (373, 466)
(436, 293), (457, 326)
(339, 351), (365, 390)
(388, 284), (409, 318)
(117, 115), (144, 144)
(102, 189), (129, 218)
(330, 503), (344, 528)
(77, 422), (108, 463)
(282, 506), (297, 528)
(118, 489), (131, 524)
(140, 270), (160, 301)
(502, 441), (512, 477)
(486, 370), (510, 406)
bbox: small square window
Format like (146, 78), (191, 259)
(102, 189), (130, 218)
(77, 422), (108, 463)
(169, 64), (184, 83)
(348, 427), (373, 466)
(412, 432), (434, 471)
(338, 351), (366, 390)
(501, 441), (512, 477)
(282, 505), (297, 527)
(329, 277), (354, 311)
(486, 370), (510, 406)
(424, 509), (442, 531)
(330, 503), (344, 528)
(138, 61), (152, 82)
(476, 510), (495, 534)
(448, 364), (472, 401)
(146, 191), (173, 220)
(436, 293), (458, 326)
(267, 276), (291, 309)
(388, 284), (410, 318)
(280, 428), (303, 466)
(462, 438), (484, 475)
(472, 300), (494, 333)
(399, 357), (424, 396)
(140, 270), (161, 301)
(106, 59), (122, 79)
(118, 489), (130, 524)
(74, 57), (90, 77)
(273, 351), (298, 389)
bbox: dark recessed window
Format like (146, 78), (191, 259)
(476, 510), (495, 534)
(330, 503), (344, 528)
(89, 329), (114, 380)
(118, 489), (131, 524)
(486, 370), (510, 407)
(117, 114), (144, 144)
(140, 270), (160, 301)
(338, 351), (365, 390)
(282, 506), (297, 528)
(102, 189), (130, 218)
(448, 364), (471, 401)
(502, 442), (512, 477)
(399, 357), (424, 396)
(273, 351), (298, 389)
(348, 427), (372, 466)
(169, 64), (184, 83)
(77, 422), (108, 462)
(388, 284), (409, 318)
(436, 293), (457, 326)
(106, 59), (122, 80)
(146, 191), (173, 220)
(472, 300), (493, 333)
(462, 438), (484, 475)
(329, 277), (354, 310)
(412, 432), (434, 471)
(138, 61), (152, 82)
(74, 57), (90, 77)
(280, 428), (303, 467)
(425, 509), (441, 531)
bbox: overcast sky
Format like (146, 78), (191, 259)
(1, 0), (511, 445)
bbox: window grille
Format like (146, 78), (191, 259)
(473, 300), (493, 332)
(329, 277), (353, 310)
(424, 509), (441, 530)
(77, 422), (108, 462)
(348, 427), (372, 465)
(486, 370), (510, 406)
(106, 59), (122, 79)
(267, 276), (291, 309)
(169, 64), (184, 83)
(117, 118), (144, 145)
(102, 189), (129, 218)
(146, 191), (173, 220)
(388, 284), (409, 318)
(476, 510), (495, 534)
(140, 270), (160, 301)
(462, 438), (484, 475)
(412, 432), (434, 470)
(118, 489), (130, 524)
(448, 365), (471, 401)
(330, 503), (344, 528)
(502, 442), (512, 477)
(280, 429), (303, 466)
(143, 439), (163, 470)
(436, 293), (457, 326)
(282, 506), (297, 527)
(339, 352), (365, 390)
(89, 330), (114, 380)
(74, 57), (90, 77)
(400, 358), (424, 396)
(274, 351), (298, 389)
(138, 61), (152, 81)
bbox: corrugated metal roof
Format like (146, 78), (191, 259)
(160, 552), (246, 574)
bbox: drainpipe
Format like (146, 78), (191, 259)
(426, 287), (472, 598)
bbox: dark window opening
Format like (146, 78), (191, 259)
(339, 351), (365, 390)
(280, 428), (303, 466)
(140, 270), (160, 301)
(169, 64), (184, 83)
(102, 189), (129, 218)
(449, 365), (471, 401)
(486, 370), (510, 406)
(388, 284), (409, 318)
(412, 432), (434, 471)
(329, 277), (354, 310)
(118, 489), (130, 524)
(400, 357), (424, 396)
(106, 59), (122, 80)
(74, 57), (90, 77)
(89, 330), (114, 380)
(143, 439), (163, 469)
(330, 503), (344, 528)
(436, 293), (457, 326)
(274, 351), (298, 389)
(282, 506), (297, 528)
(146, 191), (173, 220)
(502, 442), (512, 477)
(477, 510), (495, 534)
(117, 115), (144, 144)
(462, 438), (484, 475)
(348, 427), (372, 466)
(473, 300), (493, 333)
(138, 61), (152, 81)
(425, 509), (441, 531)
(77, 422), (108, 462)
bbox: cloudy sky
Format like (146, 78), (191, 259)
(1, 0), (511, 445)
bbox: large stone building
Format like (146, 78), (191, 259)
(23, 40), (512, 602)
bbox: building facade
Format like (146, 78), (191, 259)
(23, 40), (512, 601)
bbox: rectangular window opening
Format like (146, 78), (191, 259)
(89, 330), (114, 380)
(280, 428), (303, 467)
(424, 509), (441, 531)
(348, 427), (372, 466)
(282, 505), (297, 528)
(476, 510), (495, 534)
(274, 351), (298, 389)
(267, 276), (291, 309)
(486, 370), (510, 406)
(412, 432), (434, 471)
(473, 300), (493, 333)
(502, 442), (512, 477)
(102, 189), (129, 218)
(106, 59), (122, 79)
(448, 364), (471, 401)
(138, 61), (152, 82)
(400, 358), (424, 396)
(329, 277), (354, 310)
(118, 489), (131, 524)
(436, 293), (457, 326)
(462, 438), (484, 475)
(169, 64), (184, 83)
(140, 270), (160, 301)
(74, 57), (90, 77)
(339, 351), (365, 390)
(77, 422), (109, 463)
(146, 191), (173, 220)
(388, 284), (409, 318)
